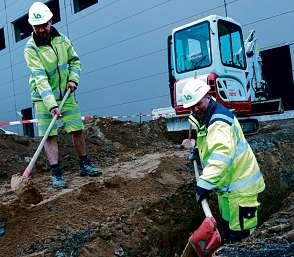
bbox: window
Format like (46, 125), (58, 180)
(47, 0), (61, 24)
(73, 0), (98, 13)
(13, 0), (61, 42)
(174, 21), (212, 74)
(218, 19), (246, 69)
(13, 14), (32, 42)
(0, 28), (5, 51)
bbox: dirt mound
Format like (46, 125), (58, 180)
(0, 117), (171, 179)
(0, 152), (196, 257)
(0, 134), (39, 180)
(0, 117), (293, 257)
(58, 117), (173, 171)
(10, 174), (43, 204)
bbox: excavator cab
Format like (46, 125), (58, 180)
(168, 14), (283, 114)
(167, 15), (275, 134)
(168, 15), (252, 117)
(166, 15), (284, 134)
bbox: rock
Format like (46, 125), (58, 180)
(0, 224), (5, 237)
(98, 223), (112, 240)
(280, 169), (294, 191)
(25, 156), (32, 163)
(267, 223), (292, 233)
(284, 229), (294, 242)
(55, 251), (65, 257)
(25, 251), (46, 257)
(114, 246), (125, 256)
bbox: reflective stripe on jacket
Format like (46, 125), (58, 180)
(188, 99), (265, 198)
(24, 27), (81, 111)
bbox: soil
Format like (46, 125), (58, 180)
(10, 174), (43, 205)
(0, 117), (293, 257)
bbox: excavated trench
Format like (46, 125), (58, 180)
(0, 118), (293, 257)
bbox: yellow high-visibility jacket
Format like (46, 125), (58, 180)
(189, 99), (265, 198)
(24, 27), (81, 111)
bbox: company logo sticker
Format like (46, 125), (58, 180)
(33, 13), (42, 19)
(184, 94), (192, 101)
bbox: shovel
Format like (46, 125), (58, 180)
(11, 89), (71, 205)
(181, 160), (221, 257)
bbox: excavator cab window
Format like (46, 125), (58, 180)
(174, 21), (212, 73)
(218, 19), (246, 70)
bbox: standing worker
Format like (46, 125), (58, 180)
(182, 78), (265, 242)
(24, 2), (102, 189)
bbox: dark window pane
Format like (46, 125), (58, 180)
(0, 28), (6, 50)
(13, 14), (32, 42)
(73, 0), (98, 13)
(47, 0), (61, 24)
(13, 0), (60, 42)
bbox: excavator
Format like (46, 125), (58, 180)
(165, 15), (283, 134)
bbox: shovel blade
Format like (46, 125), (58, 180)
(180, 241), (198, 257)
(189, 217), (222, 257)
(11, 174), (43, 205)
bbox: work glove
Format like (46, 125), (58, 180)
(50, 107), (62, 119)
(196, 185), (211, 205)
(67, 81), (77, 92)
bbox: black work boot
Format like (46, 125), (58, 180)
(79, 155), (102, 177)
(51, 164), (66, 189)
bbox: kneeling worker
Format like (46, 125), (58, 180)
(182, 78), (265, 242)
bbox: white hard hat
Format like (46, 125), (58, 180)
(28, 2), (53, 25)
(182, 78), (210, 108)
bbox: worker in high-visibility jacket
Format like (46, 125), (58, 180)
(24, 2), (102, 189)
(182, 78), (265, 242)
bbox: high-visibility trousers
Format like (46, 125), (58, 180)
(34, 96), (84, 136)
(217, 194), (260, 232)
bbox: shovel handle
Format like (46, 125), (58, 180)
(23, 89), (71, 177)
(193, 160), (213, 218)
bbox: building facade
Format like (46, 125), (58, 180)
(0, 0), (293, 134)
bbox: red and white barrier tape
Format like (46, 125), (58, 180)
(0, 119), (38, 127)
(0, 113), (174, 127)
